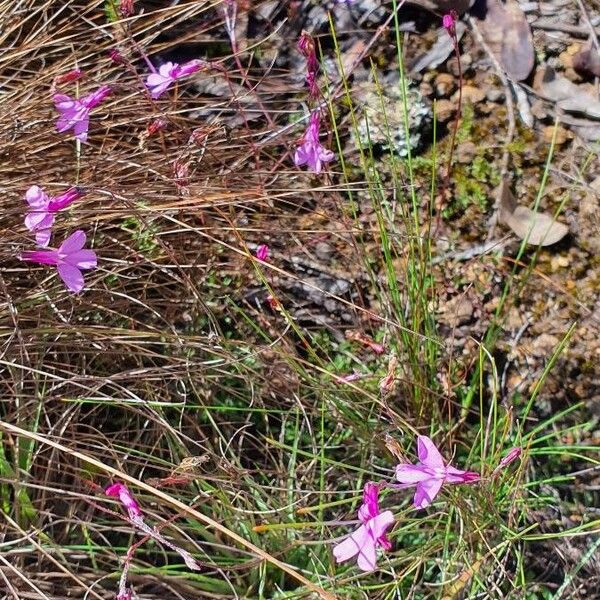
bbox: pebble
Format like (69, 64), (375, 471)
(434, 99), (456, 122)
(452, 85), (486, 105)
(456, 141), (477, 163)
(486, 88), (505, 102)
(434, 73), (456, 98)
(542, 125), (571, 145)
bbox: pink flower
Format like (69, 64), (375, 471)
(20, 230), (97, 293)
(332, 483), (394, 572)
(105, 482), (200, 571)
(24, 185), (84, 246)
(54, 85), (111, 142)
(255, 244), (269, 262)
(105, 483), (142, 519)
(294, 112), (334, 174)
(442, 11), (457, 35)
(333, 372), (364, 385)
(396, 435), (480, 509)
(145, 60), (206, 99)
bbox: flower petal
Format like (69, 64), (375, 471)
(417, 435), (445, 469)
(35, 228), (53, 247)
(414, 477), (444, 509)
(355, 537), (378, 572)
(65, 249), (97, 270)
(333, 524), (368, 564)
(57, 263), (84, 293)
(25, 186), (49, 209)
(368, 510), (395, 541)
(59, 230), (86, 254)
(396, 464), (432, 484)
(73, 116), (90, 142)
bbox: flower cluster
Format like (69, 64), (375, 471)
(332, 435), (522, 572)
(21, 43), (211, 294)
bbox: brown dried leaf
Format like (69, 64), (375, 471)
(536, 66), (600, 120)
(572, 41), (600, 79)
(476, 0), (534, 81)
(498, 180), (568, 246)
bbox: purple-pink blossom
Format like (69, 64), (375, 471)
(20, 230), (97, 293)
(443, 11), (457, 35)
(24, 185), (84, 246)
(145, 60), (206, 99)
(332, 483), (394, 572)
(294, 112), (334, 174)
(255, 244), (269, 262)
(105, 482), (200, 571)
(395, 435), (480, 509)
(54, 85), (111, 142)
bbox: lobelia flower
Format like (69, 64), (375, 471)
(20, 230), (97, 293)
(54, 85), (111, 142)
(145, 60), (207, 99)
(24, 185), (84, 246)
(293, 112), (334, 174)
(333, 482), (394, 572)
(396, 435), (480, 509)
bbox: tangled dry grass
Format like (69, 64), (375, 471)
(1, 1), (599, 599)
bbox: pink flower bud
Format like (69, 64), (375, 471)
(119, 0), (135, 17)
(442, 11), (458, 35)
(498, 447), (522, 469)
(255, 244), (269, 262)
(53, 69), (83, 88)
(105, 483), (142, 519)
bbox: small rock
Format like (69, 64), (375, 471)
(419, 81), (434, 97)
(315, 242), (333, 261)
(542, 125), (571, 145)
(550, 254), (570, 271)
(434, 72), (456, 98)
(456, 141), (477, 163)
(434, 99), (456, 122)
(486, 88), (505, 102)
(531, 333), (560, 358)
(453, 85), (486, 105)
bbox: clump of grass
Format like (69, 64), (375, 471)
(0, 2), (598, 599)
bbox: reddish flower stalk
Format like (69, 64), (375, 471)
(442, 11), (462, 185)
